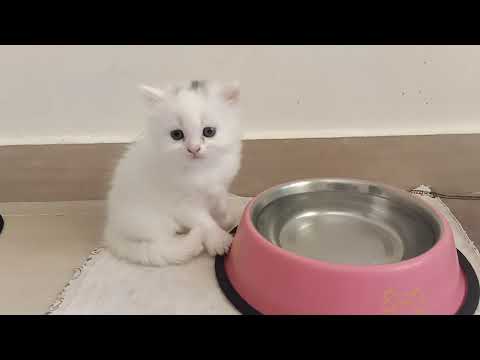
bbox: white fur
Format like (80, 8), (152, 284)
(104, 81), (242, 267)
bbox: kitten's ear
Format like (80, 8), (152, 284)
(139, 85), (166, 106)
(220, 82), (240, 105)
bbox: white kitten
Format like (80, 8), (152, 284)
(104, 81), (242, 267)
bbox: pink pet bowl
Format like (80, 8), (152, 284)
(216, 178), (479, 315)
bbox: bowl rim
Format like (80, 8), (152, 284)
(243, 177), (452, 271)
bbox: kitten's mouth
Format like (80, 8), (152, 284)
(189, 153), (204, 160)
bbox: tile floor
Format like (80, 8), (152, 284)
(0, 198), (478, 314)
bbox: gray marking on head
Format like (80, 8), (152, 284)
(172, 81), (208, 96)
(190, 80), (207, 91)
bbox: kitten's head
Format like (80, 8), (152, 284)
(140, 81), (241, 165)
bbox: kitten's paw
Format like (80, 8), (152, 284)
(192, 239), (206, 257)
(204, 229), (233, 256)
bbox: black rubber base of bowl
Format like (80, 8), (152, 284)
(456, 250), (480, 315)
(215, 229), (479, 315)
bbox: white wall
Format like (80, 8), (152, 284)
(1, 45), (480, 144)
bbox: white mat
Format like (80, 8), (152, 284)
(47, 186), (480, 315)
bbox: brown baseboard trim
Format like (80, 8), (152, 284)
(0, 134), (479, 202)
(0, 143), (125, 202)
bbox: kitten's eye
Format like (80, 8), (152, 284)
(203, 127), (216, 138)
(170, 129), (184, 141)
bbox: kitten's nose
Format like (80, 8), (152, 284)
(187, 145), (201, 154)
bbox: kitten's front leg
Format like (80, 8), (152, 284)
(178, 206), (232, 256)
(210, 190), (237, 232)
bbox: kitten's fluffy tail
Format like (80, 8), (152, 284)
(103, 227), (205, 267)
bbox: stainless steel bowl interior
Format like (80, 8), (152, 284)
(251, 179), (442, 266)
